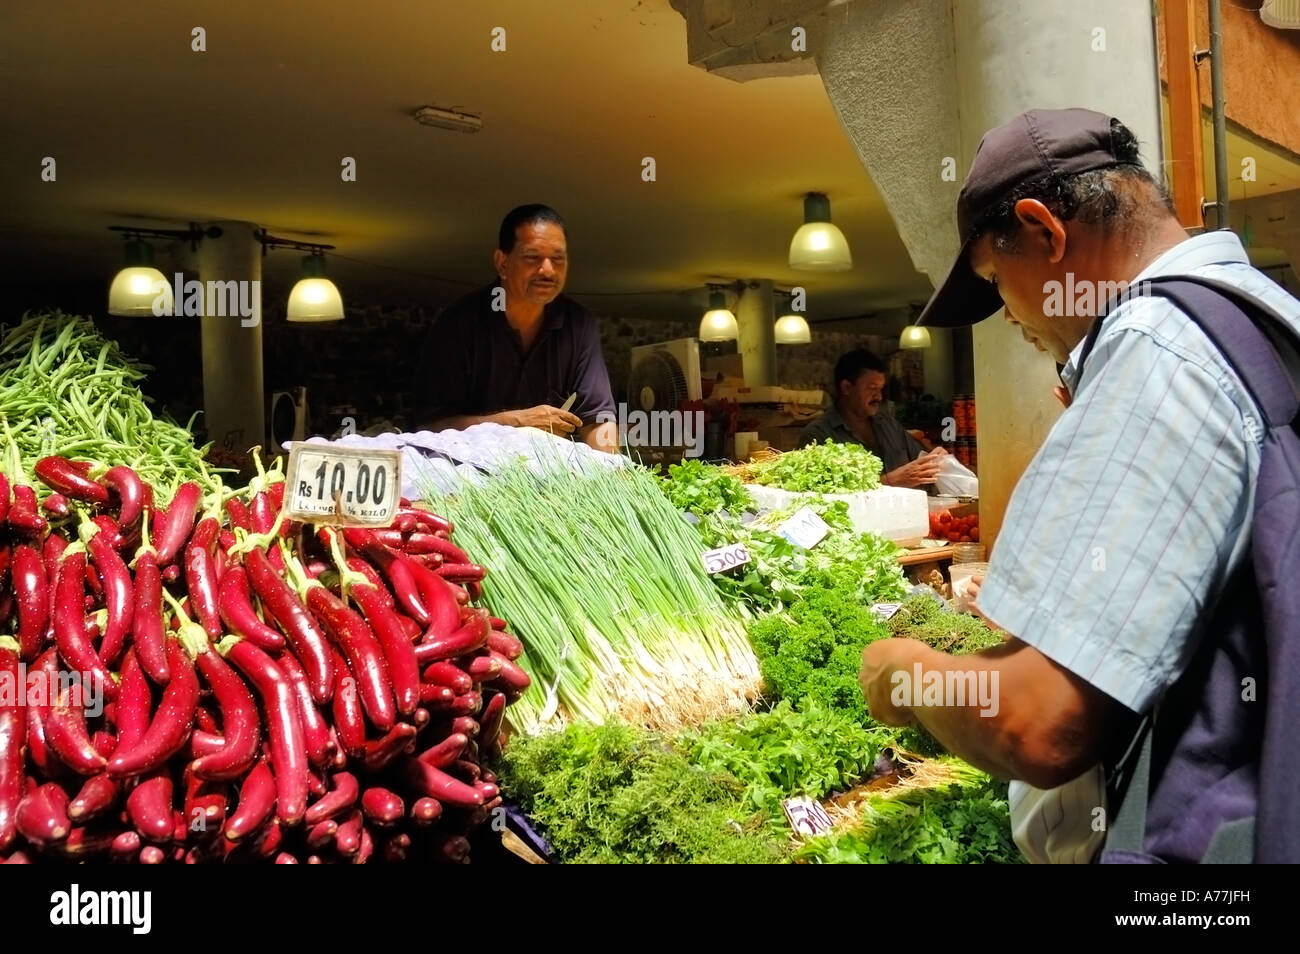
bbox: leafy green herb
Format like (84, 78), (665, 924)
(694, 499), (907, 613)
(749, 440), (883, 494)
(498, 722), (791, 864)
(796, 772), (1022, 864)
(748, 574), (896, 721)
(888, 594), (1007, 655)
(660, 459), (755, 516)
(680, 701), (898, 814)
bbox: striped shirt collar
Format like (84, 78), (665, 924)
(1059, 231), (1252, 392)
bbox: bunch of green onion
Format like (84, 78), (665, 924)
(0, 310), (216, 500)
(422, 458), (759, 735)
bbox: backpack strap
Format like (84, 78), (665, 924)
(1098, 276), (1300, 861)
(1139, 278), (1300, 428)
(1075, 277), (1300, 428)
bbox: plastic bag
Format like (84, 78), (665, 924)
(923, 451), (979, 497)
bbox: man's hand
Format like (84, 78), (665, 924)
(884, 451), (943, 488)
(859, 639), (921, 727)
(510, 405), (583, 434)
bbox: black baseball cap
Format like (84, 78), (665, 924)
(917, 108), (1133, 328)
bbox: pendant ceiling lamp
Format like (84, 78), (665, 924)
(105, 223), (222, 317)
(788, 192), (852, 271)
(698, 289), (738, 342)
(286, 253), (344, 323)
(774, 313), (811, 344)
(899, 325), (932, 349)
(107, 240), (171, 317)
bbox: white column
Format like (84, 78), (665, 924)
(953, 0), (1162, 546)
(736, 279), (776, 387)
(197, 221), (265, 452)
(814, 0), (1162, 544)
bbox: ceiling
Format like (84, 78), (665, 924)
(0, 0), (931, 322)
(4, 2), (1298, 326)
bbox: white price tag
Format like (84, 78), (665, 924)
(777, 507), (831, 549)
(782, 796), (834, 837)
(284, 445), (402, 527)
(700, 541), (751, 575)
(870, 602), (903, 622)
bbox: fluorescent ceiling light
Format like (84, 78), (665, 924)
(414, 106), (483, 133)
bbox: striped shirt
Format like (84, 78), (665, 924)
(977, 231), (1300, 713)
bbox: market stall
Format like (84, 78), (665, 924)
(1, 310), (1012, 865)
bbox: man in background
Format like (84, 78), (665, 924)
(798, 348), (946, 488)
(415, 204), (618, 453)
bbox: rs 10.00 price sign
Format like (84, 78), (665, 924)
(284, 445), (402, 527)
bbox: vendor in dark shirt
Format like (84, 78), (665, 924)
(798, 348), (947, 489)
(415, 204), (619, 453)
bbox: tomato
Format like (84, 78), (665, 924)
(937, 511), (952, 525)
(970, 528), (980, 541)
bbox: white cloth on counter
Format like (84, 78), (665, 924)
(291, 423), (625, 502)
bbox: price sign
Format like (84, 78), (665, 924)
(284, 445), (402, 527)
(870, 602), (903, 622)
(701, 542), (751, 575)
(777, 507), (831, 549)
(782, 796), (834, 837)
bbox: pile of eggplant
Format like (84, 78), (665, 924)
(0, 456), (527, 863)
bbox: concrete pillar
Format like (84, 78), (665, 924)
(197, 221), (265, 453)
(811, 0), (1161, 545)
(951, 1), (1163, 546)
(736, 279), (777, 386)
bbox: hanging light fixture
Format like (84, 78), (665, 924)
(286, 253), (344, 322)
(774, 314), (811, 344)
(257, 231), (344, 323)
(107, 239), (171, 317)
(698, 289), (738, 342)
(106, 223), (222, 317)
(899, 325), (932, 349)
(788, 192), (852, 271)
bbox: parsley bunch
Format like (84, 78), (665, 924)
(680, 701), (899, 815)
(659, 459), (755, 517)
(747, 574), (896, 721)
(498, 722), (791, 864)
(749, 440), (884, 494)
(796, 772), (1022, 864)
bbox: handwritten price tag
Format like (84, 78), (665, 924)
(870, 602), (903, 622)
(777, 507), (831, 549)
(782, 796), (834, 837)
(284, 444), (402, 527)
(701, 542), (751, 575)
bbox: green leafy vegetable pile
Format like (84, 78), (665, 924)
(679, 701), (898, 815)
(748, 573), (894, 721)
(500, 706), (1021, 864)
(749, 440), (884, 494)
(659, 458), (755, 517)
(694, 498), (907, 612)
(796, 770), (1021, 864)
(888, 593), (1007, 655)
(498, 722), (791, 864)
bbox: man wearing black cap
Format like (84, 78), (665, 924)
(857, 108), (1300, 862)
